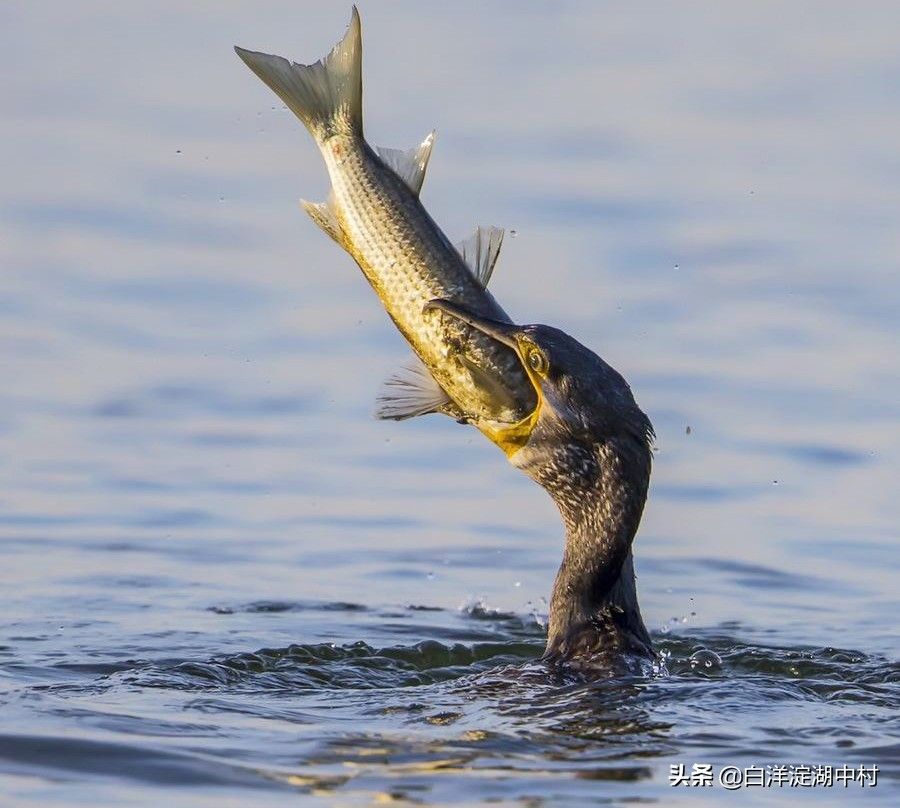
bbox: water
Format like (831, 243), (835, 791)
(2, 1), (898, 804)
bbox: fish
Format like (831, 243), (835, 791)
(234, 7), (537, 437)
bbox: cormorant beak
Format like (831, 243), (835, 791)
(424, 299), (542, 456)
(423, 299), (521, 350)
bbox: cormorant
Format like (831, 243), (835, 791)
(426, 300), (655, 670)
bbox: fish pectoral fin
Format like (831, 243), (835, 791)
(374, 132), (435, 197)
(455, 226), (504, 287)
(301, 196), (345, 247)
(375, 356), (454, 420)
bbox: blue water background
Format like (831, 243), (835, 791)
(1, 2), (898, 804)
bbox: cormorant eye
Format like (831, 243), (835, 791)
(527, 348), (547, 374)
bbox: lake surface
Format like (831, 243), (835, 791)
(1, 1), (898, 805)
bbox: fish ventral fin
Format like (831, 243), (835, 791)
(234, 7), (363, 141)
(376, 357), (453, 421)
(455, 226), (504, 287)
(374, 132), (435, 196)
(300, 195), (344, 246)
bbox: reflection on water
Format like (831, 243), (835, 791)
(1, 1), (898, 804)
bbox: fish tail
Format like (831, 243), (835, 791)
(235, 7), (362, 142)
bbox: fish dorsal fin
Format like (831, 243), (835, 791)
(455, 226), (504, 287)
(375, 132), (435, 196)
(300, 195), (344, 246)
(375, 356), (452, 420)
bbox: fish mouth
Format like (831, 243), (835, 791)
(424, 299), (542, 456)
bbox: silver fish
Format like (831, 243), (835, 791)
(234, 7), (537, 439)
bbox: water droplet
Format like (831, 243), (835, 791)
(689, 648), (722, 670)
(514, 581), (521, 588)
(685, 425), (692, 435)
(509, 229), (518, 237)
(674, 263), (680, 269)
(772, 479), (779, 485)
(218, 196), (225, 203)
(175, 149), (182, 155)
(426, 571), (435, 580)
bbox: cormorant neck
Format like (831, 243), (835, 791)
(546, 546), (650, 661)
(533, 437), (652, 661)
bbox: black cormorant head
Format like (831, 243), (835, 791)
(424, 300), (654, 487)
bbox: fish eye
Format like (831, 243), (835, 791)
(527, 348), (547, 374)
